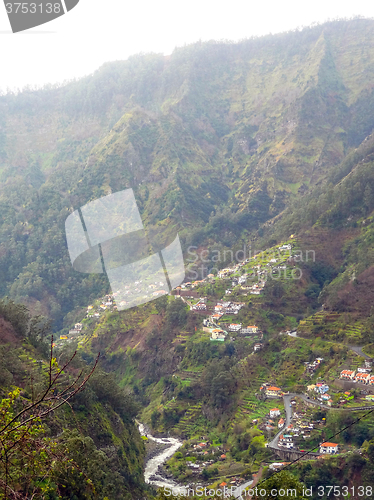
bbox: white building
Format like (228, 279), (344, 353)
(355, 373), (370, 384)
(340, 370), (355, 380)
(192, 303), (207, 311)
(210, 329), (226, 341)
(269, 463), (286, 471)
(278, 418), (285, 429)
(270, 408), (281, 418)
(228, 323), (242, 332)
(319, 442), (339, 454)
(68, 329), (81, 336)
(279, 435), (293, 449)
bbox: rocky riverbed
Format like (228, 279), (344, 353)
(138, 421), (183, 489)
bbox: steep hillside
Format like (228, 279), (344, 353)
(70, 259), (374, 489)
(0, 299), (148, 499)
(2, 19), (374, 327)
(259, 129), (374, 337)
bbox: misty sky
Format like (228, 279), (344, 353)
(1, 0), (374, 92)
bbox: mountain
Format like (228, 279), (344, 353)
(1, 18), (374, 329)
(259, 129), (374, 336)
(3, 18), (374, 493)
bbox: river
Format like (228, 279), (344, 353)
(138, 422), (253, 498)
(138, 422), (183, 489)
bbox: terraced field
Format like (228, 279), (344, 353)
(172, 402), (203, 436)
(173, 369), (202, 386)
(228, 389), (284, 431)
(298, 311), (365, 342)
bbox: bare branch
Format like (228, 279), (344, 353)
(0, 335), (100, 498)
(5, 354), (100, 435)
(0, 351), (99, 436)
(0, 477), (23, 499)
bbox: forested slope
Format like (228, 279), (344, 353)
(0, 299), (148, 499)
(2, 19), (374, 327)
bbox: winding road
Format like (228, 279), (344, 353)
(139, 297), (373, 490)
(348, 345), (372, 360)
(269, 394), (294, 450)
(268, 392), (374, 451)
(297, 393), (374, 411)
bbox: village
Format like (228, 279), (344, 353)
(166, 439), (251, 487)
(170, 241), (300, 348)
(56, 240), (296, 348)
(340, 363), (374, 386)
(167, 366), (374, 485)
(165, 388), (346, 485)
(53, 236), (374, 483)
(255, 389), (341, 458)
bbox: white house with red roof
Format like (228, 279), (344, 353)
(211, 313), (223, 321)
(192, 303), (207, 311)
(340, 370), (355, 380)
(355, 372), (370, 384)
(241, 325), (259, 334)
(210, 329), (226, 341)
(270, 408), (281, 418)
(319, 442), (339, 454)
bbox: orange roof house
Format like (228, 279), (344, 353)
(340, 370), (355, 380)
(266, 386), (282, 396)
(355, 373), (370, 384)
(319, 442), (339, 454)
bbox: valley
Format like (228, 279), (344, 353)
(2, 17), (374, 498)
(55, 235), (374, 494)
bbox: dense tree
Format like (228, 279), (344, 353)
(254, 470), (307, 500)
